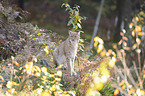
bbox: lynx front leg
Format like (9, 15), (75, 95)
(66, 58), (73, 76)
(71, 58), (77, 76)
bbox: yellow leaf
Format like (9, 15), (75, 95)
(118, 39), (122, 45)
(51, 80), (56, 84)
(94, 36), (99, 42)
(94, 41), (98, 47)
(97, 48), (102, 53)
(85, 60), (88, 63)
(138, 32), (144, 36)
(50, 85), (56, 91)
(28, 61), (33, 66)
(56, 70), (62, 77)
(135, 26), (141, 32)
(114, 89), (119, 95)
(132, 44), (137, 49)
(100, 69), (110, 78)
(57, 64), (63, 69)
(123, 41), (127, 46)
(112, 52), (116, 57)
(138, 26), (141, 31)
(25, 62), (34, 74)
(136, 38), (141, 45)
(49, 74), (54, 77)
(37, 33), (41, 35)
(97, 44), (103, 53)
(123, 37), (128, 41)
(86, 88), (96, 96)
(7, 81), (18, 88)
(132, 31), (135, 37)
(129, 23), (133, 28)
(13, 61), (19, 66)
(119, 81), (124, 86)
(19, 67), (23, 70)
(34, 66), (41, 72)
(108, 49), (112, 55)
(143, 74), (145, 78)
(135, 17), (139, 22)
(100, 51), (106, 57)
(58, 40), (62, 45)
(34, 72), (41, 77)
(8, 88), (17, 94)
(108, 58), (116, 68)
(19, 76), (21, 78)
(55, 78), (61, 81)
(44, 46), (49, 54)
(30, 34), (33, 37)
(98, 38), (104, 44)
(128, 89), (135, 95)
(0, 75), (4, 82)
(122, 84), (126, 89)
(94, 81), (104, 91)
(41, 67), (47, 74)
(7, 81), (13, 88)
(41, 90), (51, 96)
(139, 11), (144, 15)
(120, 32), (124, 36)
(140, 90), (145, 95)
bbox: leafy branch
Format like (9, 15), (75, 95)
(61, 3), (86, 32)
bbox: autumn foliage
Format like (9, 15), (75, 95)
(0, 1), (145, 96)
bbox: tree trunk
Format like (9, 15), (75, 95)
(18, 0), (24, 9)
(89, 0), (105, 50)
(114, 0), (132, 42)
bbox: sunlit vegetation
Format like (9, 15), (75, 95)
(92, 11), (145, 95)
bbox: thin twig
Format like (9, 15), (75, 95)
(132, 61), (143, 89)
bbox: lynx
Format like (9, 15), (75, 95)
(53, 31), (80, 76)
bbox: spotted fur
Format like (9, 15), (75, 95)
(53, 31), (80, 76)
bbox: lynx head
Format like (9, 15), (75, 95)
(68, 31), (80, 43)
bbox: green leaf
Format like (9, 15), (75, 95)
(71, 29), (75, 32)
(72, 23), (75, 29)
(43, 42), (46, 45)
(67, 19), (73, 26)
(74, 25), (78, 31)
(65, 7), (70, 11)
(65, 3), (69, 7)
(78, 19), (81, 23)
(75, 11), (79, 16)
(61, 3), (65, 7)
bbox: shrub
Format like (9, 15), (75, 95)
(93, 11), (145, 95)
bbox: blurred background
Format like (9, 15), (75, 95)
(7, 0), (145, 42)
